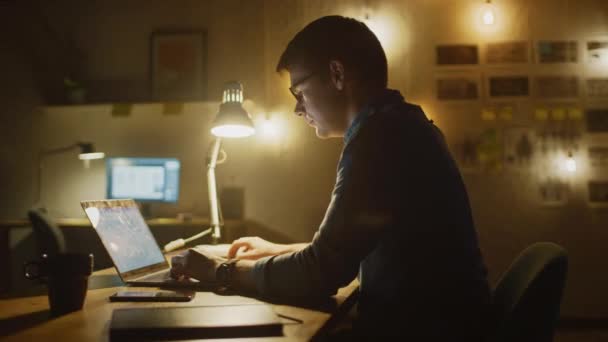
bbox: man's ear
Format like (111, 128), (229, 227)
(328, 60), (345, 91)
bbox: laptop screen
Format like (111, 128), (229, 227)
(81, 200), (166, 274)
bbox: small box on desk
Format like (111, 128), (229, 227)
(109, 304), (283, 340)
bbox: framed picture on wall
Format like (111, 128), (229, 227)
(587, 78), (608, 98)
(435, 73), (479, 101)
(485, 41), (529, 64)
(150, 31), (208, 101)
(538, 179), (569, 207)
(486, 74), (529, 98)
(587, 40), (608, 64)
(536, 40), (578, 63)
(586, 109), (608, 133)
(534, 75), (579, 99)
(588, 181), (608, 208)
(436, 44), (479, 65)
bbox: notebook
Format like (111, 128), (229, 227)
(80, 199), (210, 288)
(109, 304), (283, 340)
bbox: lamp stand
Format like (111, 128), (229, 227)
(207, 137), (224, 244)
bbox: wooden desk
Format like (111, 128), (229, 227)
(0, 267), (359, 341)
(0, 218), (247, 293)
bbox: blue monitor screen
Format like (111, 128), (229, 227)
(106, 158), (180, 202)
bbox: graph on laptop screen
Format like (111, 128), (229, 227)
(106, 158), (180, 202)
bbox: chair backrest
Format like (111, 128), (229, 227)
(27, 208), (67, 256)
(490, 242), (568, 342)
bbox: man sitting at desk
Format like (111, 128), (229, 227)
(171, 15), (491, 340)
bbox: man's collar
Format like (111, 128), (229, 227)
(343, 89), (404, 146)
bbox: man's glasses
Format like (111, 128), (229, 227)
(289, 72), (316, 101)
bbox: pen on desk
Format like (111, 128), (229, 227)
(276, 313), (304, 324)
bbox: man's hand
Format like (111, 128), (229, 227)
(228, 237), (287, 260)
(170, 248), (227, 282)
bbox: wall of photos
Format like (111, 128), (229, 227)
(434, 39), (608, 207)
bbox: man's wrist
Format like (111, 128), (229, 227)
(215, 259), (238, 287)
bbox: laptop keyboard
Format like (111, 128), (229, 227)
(137, 270), (172, 282)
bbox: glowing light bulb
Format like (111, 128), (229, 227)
(565, 153), (577, 173)
(261, 119), (279, 138)
(482, 1), (496, 26)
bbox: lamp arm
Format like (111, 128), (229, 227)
(207, 137), (224, 244)
(40, 143), (81, 156)
(162, 137), (225, 252)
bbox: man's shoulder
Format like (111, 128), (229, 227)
(362, 100), (427, 136)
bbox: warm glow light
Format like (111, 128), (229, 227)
(481, 0), (496, 26)
(211, 124), (255, 138)
(365, 17), (395, 54)
(565, 155), (577, 173)
(78, 152), (105, 160)
(261, 119), (280, 138)
(344, 4), (408, 62)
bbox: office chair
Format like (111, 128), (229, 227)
(27, 208), (67, 257)
(489, 242), (568, 342)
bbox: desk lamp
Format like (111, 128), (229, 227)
(163, 82), (254, 252)
(36, 142), (105, 208)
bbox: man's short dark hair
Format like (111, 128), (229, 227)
(276, 15), (388, 89)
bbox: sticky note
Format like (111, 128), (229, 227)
(552, 108), (566, 121)
(534, 108), (549, 121)
(481, 108), (496, 121)
(567, 107), (583, 120)
(499, 106), (513, 121)
(111, 103), (132, 117)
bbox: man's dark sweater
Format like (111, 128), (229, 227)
(253, 89), (490, 339)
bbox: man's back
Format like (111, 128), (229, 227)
(346, 93), (490, 339)
(251, 90), (490, 339)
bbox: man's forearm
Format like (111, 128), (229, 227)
(279, 243), (310, 254)
(232, 243), (309, 294)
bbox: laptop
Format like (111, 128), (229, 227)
(81, 199), (213, 288)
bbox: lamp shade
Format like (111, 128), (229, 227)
(211, 81), (255, 138)
(77, 142), (105, 160)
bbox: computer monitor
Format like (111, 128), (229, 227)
(106, 158), (180, 203)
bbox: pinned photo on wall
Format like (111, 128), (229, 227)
(586, 109), (608, 133)
(476, 128), (503, 172)
(539, 178), (569, 206)
(535, 76), (579, 99)
(436, 76), (479, 100)
(485, 41), (529, 64)
(436, 44), (479, 65)
(587, 78), (608, 98)
(503, 127), (535, 169)
(458, 135), (480, 173)
(588, 181), (608, 208)
(589, 147), (608, 168)
(488, 75), (529, 98)
(587, 41), (608, 64)
(537, 41), (578, 63)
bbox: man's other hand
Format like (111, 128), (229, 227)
(170, 248), (226, 282)
(228, 237), (286, 260)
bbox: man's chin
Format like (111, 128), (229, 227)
(314, 127), (337, 139)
